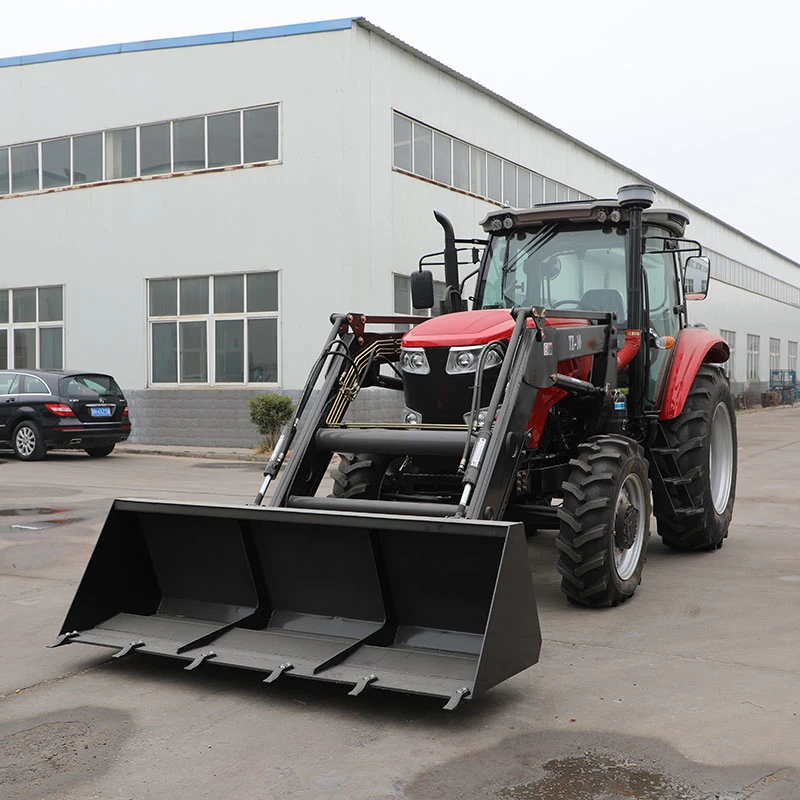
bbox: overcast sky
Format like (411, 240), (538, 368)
(3, 1), (799, 264)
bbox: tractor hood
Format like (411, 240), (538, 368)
(402, 309), (585, 348)
(402, 310), (515, 348)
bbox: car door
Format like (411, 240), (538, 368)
(0, 372), (21, 443)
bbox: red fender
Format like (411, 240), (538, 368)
(659, 328), (730, 420)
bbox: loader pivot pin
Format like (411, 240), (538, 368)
(348, 673), (377, 697)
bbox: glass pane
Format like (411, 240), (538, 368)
(173, 117), (205, 172)
(149, 279), (177, 316)
(214, 274), (243, 313)
(248, 318), (277, 382)
(140, 122), (171, 176)
(503, 161), (517, 206)
(247, 272), (278, 312)
(215, 319), (244, 382)
(38, 286), (63, 321)
(0, 148), (8, 195)
(208, 112), (240, 168)
(13, 288), (36, 322)
(42, 138), (70, 189)
(531, 174), (544, 205)
(0, 330), (6, 369)
(152, 322), (177, 382)
(11, 144), (39, 193)
(393, 274), (410, 314)
(0, 290), (8, 323)
(105, 128), (137, 179)
(393, 114), (412, 171)
(555, 183), (567, 202)
(517, 168), (531, 207)
(180, 321), (207, 382)
(40, 327), (63, 369)
(544, 178), (557, 203)
(72, 133), (102, 184)
(453, 140), (469, 191)
(14, 329), (36, 368)
(243, 106), (279, 163)
(413, 124), (432, 179)
(179, 277), (209, 315)
(433, 132), (451, 185)
(470, 147), (485, 196)
(487, 155), (502, 201)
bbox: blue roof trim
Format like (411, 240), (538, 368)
(0, 17), (356, 69)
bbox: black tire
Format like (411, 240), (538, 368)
(85, 444), (115, 457)
(652, 365), (737, 551)
(556, 435), (652, 607)
(330, 453), (391, 499)
(12, 420), (46, 461)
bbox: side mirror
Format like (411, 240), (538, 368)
(684, 256), (710, 300)
(411, 270), (435, 310)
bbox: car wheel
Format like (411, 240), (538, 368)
(85, 444), (116, 457)
(13, 420), (46, 461)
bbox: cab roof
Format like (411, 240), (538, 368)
(480, 199), (690, 238)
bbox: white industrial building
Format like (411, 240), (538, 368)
(1, 17), (798, 445)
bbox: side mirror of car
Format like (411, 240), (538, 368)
(684, 256), (710, 300)
(411, 270), (435, 310)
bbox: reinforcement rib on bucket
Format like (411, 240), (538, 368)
(53, 499), (541, 708)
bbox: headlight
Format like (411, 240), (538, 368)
(399, 347), (430, 375)
(446, 345), (503, 374)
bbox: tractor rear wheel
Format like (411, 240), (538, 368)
(556, 435), (651, 607)
(652, 365), (737, 551)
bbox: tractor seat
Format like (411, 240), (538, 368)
(579, 289), (626, 327)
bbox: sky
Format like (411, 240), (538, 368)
(2, 0), (800, 264)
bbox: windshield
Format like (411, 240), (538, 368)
(479, 224), (629, 315)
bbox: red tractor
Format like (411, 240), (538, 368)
(53, 185), (737, 709)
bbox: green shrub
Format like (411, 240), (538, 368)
(249, 393), (295, 451)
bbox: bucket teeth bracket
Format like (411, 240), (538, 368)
(443, 687), (471, 711)
(347, 673), (377, 697)
(263, 662), (294, 684)
(47, 630), (79, 648)
(112, 640), (145, 659)
(184, 650), (217, 671)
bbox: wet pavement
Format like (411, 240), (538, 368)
(0, 406), (798, 799)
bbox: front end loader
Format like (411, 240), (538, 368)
(52, 185), (737, 709)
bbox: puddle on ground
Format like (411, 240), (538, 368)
(496, 754), (700, 800)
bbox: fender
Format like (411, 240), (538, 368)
(659, 327), (730, 420)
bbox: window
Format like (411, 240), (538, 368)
(72, 133), (102, 184)
(470, 147), (486, 196)
(746, 334), (760, 381)
(393, 115), (412, 172)
(433, 132), (451, 185)
(789, 341), (797, 374)
(243, 105), (279, 163)
(105, 128), (137, 179)
(140, 122), (171, 176)
(173, 117), (205, 172)
(394, 274), (446, 316)
(720, 329), (736, 380)
(452, 140), (469, 191)
(0, 285), (64, 369)
(42, 138), (70, 189)
(503, 161), (517, 206)
(11, 144), (39, 193)
(0, 148), (8, 195)
(769, 337), (781, 375)
(148, 272), (279, 385)
(413, 123), (432, 180)
(207, 112), (240, 168)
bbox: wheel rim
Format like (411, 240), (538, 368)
(614, 473), (646, 581)
(709, 402), (734, 514)
(15, 426), (36, 458)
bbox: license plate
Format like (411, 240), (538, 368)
(90, 406), (112, 418)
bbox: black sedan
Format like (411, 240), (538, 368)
(0, 369), (131, 460)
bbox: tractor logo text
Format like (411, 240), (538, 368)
(568, 334), (582, 351)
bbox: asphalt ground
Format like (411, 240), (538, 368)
(0, 406), (798, 799)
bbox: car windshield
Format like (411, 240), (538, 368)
(60, 374), (122, 397)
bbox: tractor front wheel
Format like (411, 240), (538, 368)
(556, 435), (651, 607)
(652, 365), (737, 551)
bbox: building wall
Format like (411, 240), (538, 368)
(1, 20), (798, 447)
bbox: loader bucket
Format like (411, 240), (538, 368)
(53, 499), (541, 708)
